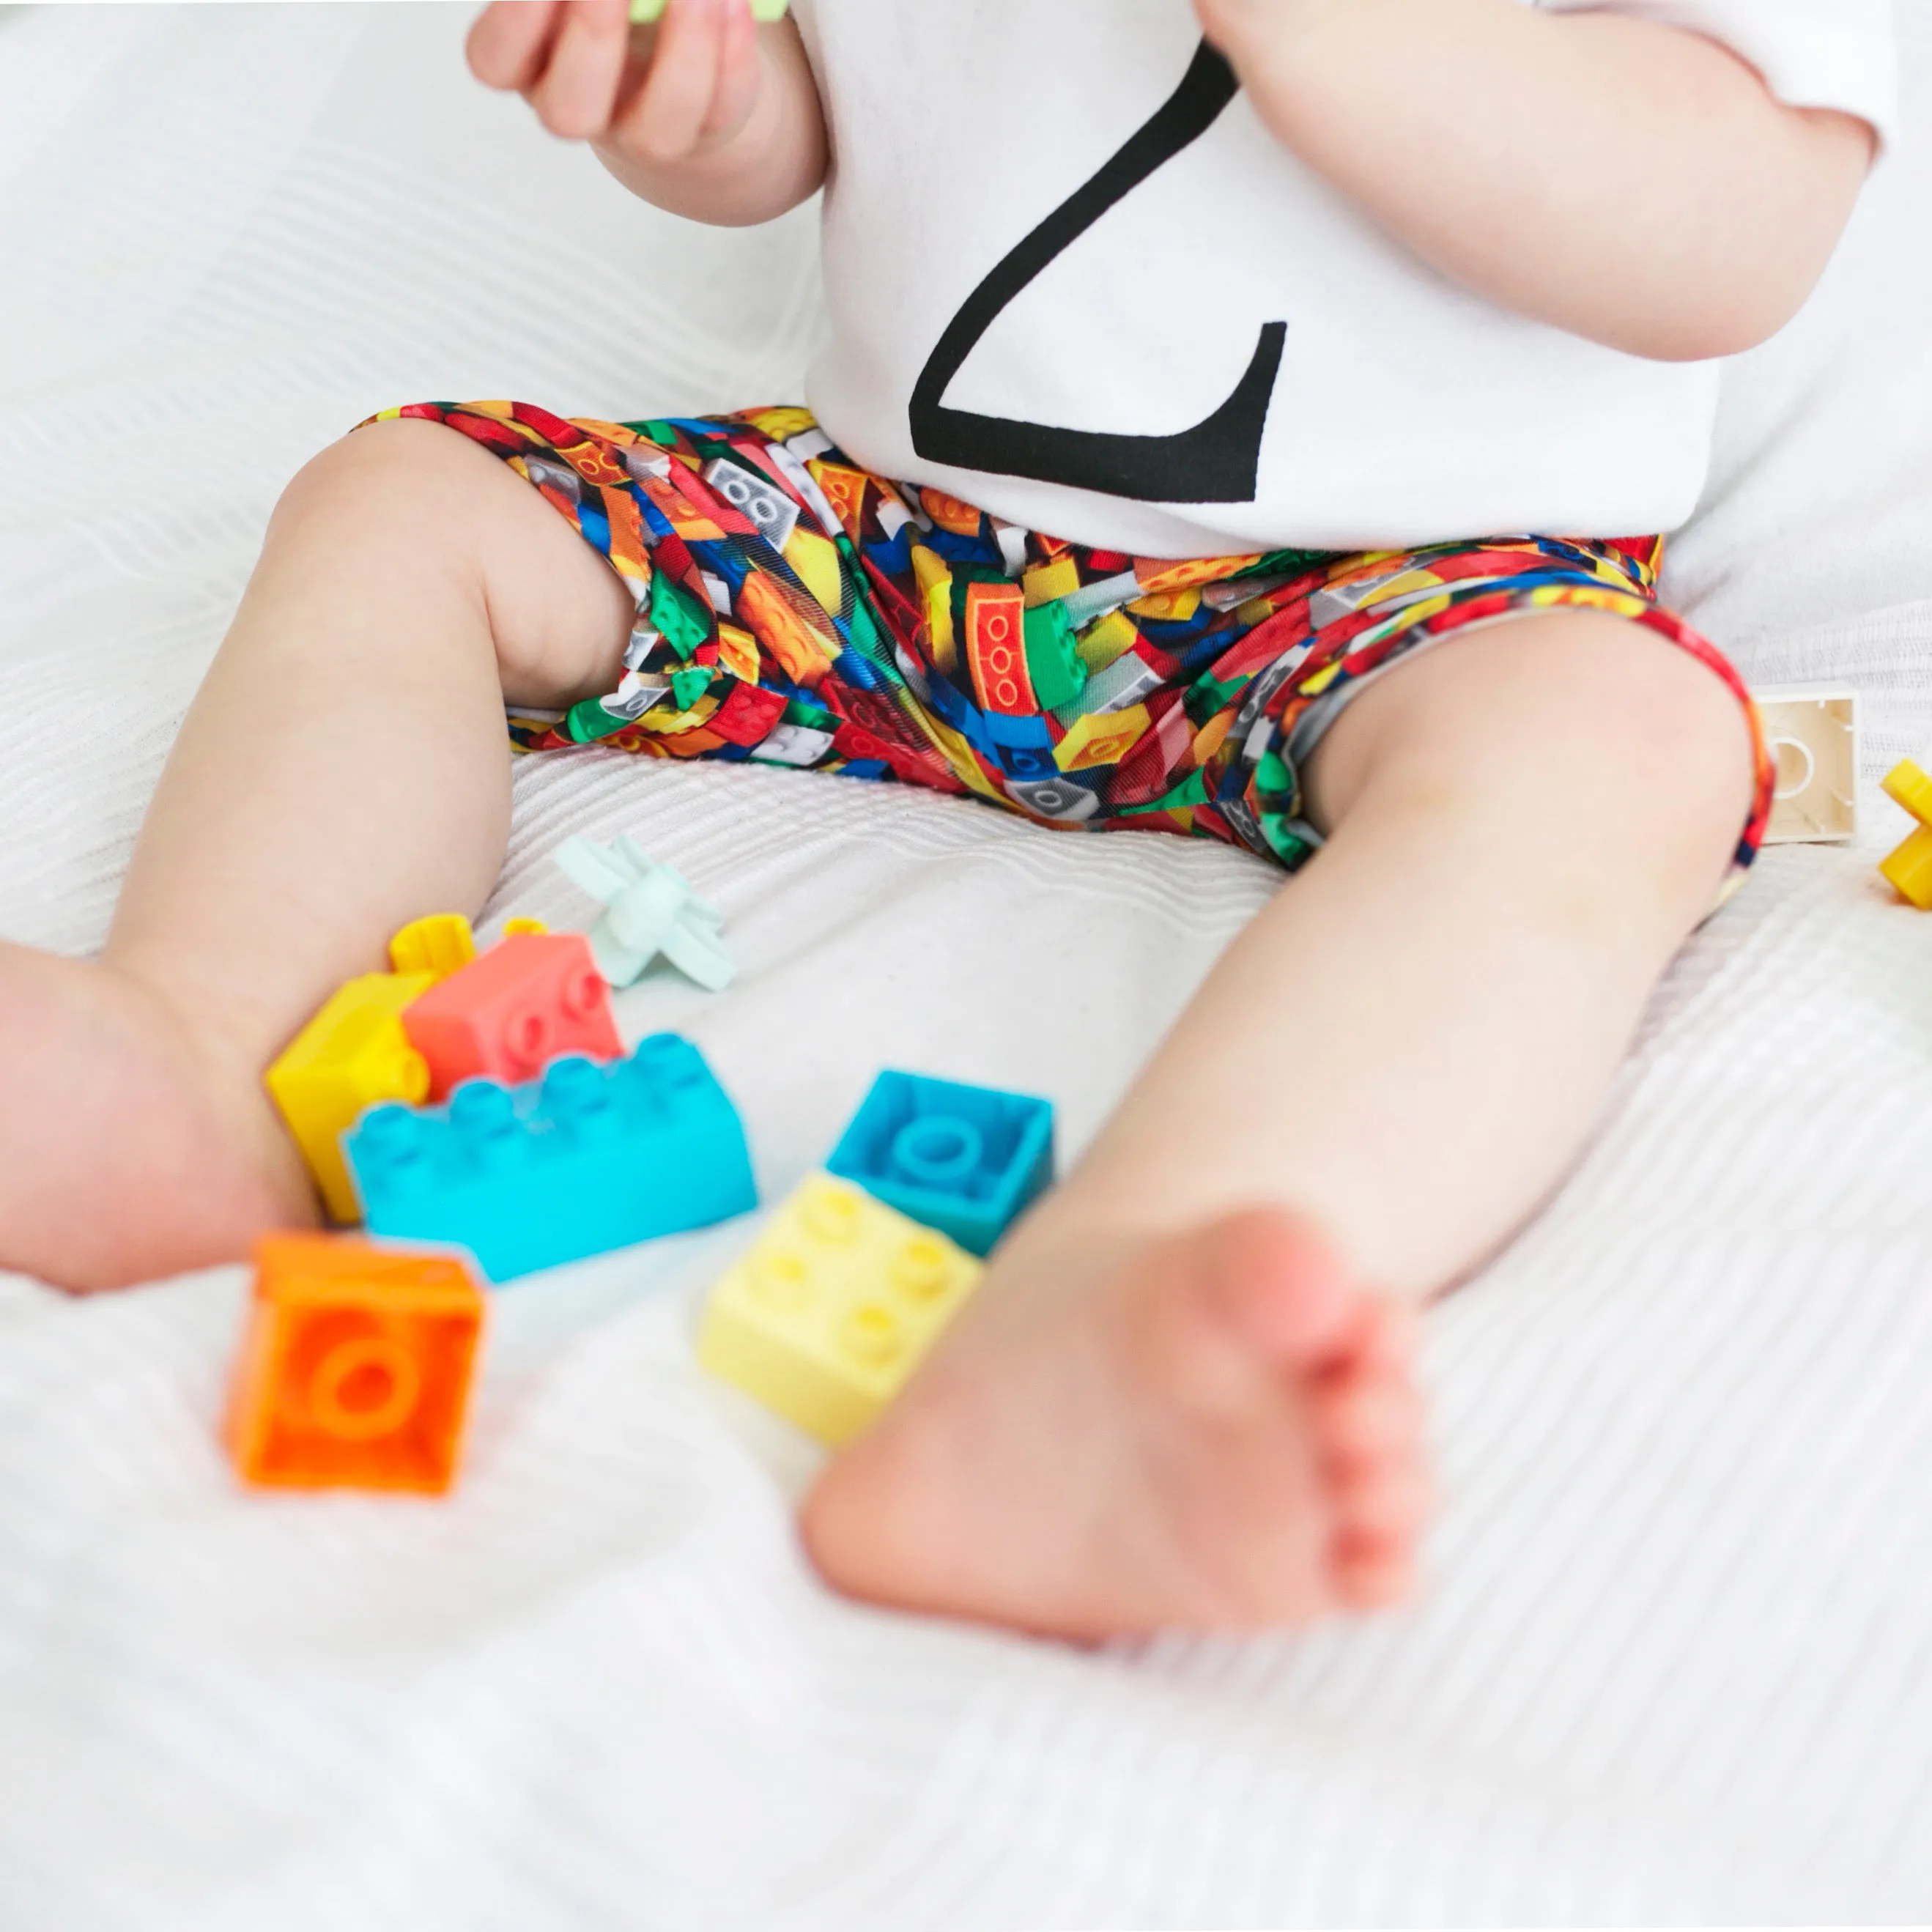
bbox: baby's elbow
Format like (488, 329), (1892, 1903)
(1612, 108), (1877, 364)
(1623, 285), (1811, 365)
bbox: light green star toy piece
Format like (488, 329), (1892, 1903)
(630, 0), (790, 19)
(552, 834), (736, 994)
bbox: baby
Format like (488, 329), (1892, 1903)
(0, 0), (1892, 1638)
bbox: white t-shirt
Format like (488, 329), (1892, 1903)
(792, 0), (1897, 558)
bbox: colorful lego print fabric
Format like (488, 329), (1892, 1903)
(366, 401), (1774, 879)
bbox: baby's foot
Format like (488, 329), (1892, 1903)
(802, 1208), (1429, 1639)
(0, 942), (312, 1291)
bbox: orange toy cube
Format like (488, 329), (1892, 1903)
(226, 1233), (486, 1495)
(401, 930), (623, 1101)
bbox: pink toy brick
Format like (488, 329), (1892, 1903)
(401, 931), (623, 1101)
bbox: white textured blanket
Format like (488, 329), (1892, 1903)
(4, 7), (1932, 1925)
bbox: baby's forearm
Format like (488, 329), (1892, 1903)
(593, 18), (825, 227)
(1203, 0), (1875, 360)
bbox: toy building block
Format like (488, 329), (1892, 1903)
(553, 834), (735, 992)
(826, 1071), (1055, 1257)
(226, 1233), (485, 1495)
(401, 930), (623, 1102)
(390, 913), (477, 982)
(1755, 689), (1859, 845)
(632, 0), (787, 18)
(266, 972), (435, 1224)
(347, 1036), (758, 1283)
(698, 1174), (981, 1446)
(1881, 759), (1932, 907)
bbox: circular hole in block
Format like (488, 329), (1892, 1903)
(750, 1249), (813, 1311)
(503, 1004), (553, 1076)
(309, 1336), (422, 1442)
(889, 1116), (984, 1190)
(890, 1236), (953, 1303)
(840, 1303), (904, 1369)
(801, 1185), (864, 1246)
(1770, 733), (1817, 802)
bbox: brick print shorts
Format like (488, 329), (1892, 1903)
(368, 401), (1774, 880)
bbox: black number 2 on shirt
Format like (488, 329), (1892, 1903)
(908, 40), (1285, 507)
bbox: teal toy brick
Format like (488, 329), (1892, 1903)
(347, 1036), (756, 1283)
(826, 1072), (1055, 1258)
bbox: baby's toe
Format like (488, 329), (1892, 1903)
(1334, 1459), (1433, 1547)
(1333, 1533), (1417, 1610)
(1315, 1375), (1425, 1471)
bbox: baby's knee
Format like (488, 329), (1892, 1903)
(1316, 607), (1758, 903)
(265, 416), (497, 552)
(1467, 612), (1760, 917)
(1547, 612), (1758, 841)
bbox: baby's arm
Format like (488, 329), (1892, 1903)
(469, 0), (825, 227)
(1198, 0), (1876, 360)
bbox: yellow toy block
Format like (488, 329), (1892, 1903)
(389, 914), (476, 982)
(783, 525), (845, 615)
(1881, 759), (1932, 907)
(1055, 703), (1152, 774)
(1023, 555), (1081, 609)
(265, 973), (434, 1224)
(1076, 609), (1139, 675)
(1127, 588), (1200, 622)
(698, 1175), (982, 1446)
(911, 542), (957, 673)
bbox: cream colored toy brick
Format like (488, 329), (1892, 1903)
(1755, 688), (1859, 845)
(698, 1175), (981, 1446)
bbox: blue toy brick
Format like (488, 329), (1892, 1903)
(347, 1035), (757, 1284)
(826, 1071), (1055, 1258)
(981, 708), (1053, 750)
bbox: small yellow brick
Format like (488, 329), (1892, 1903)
(741, 405), (818, 441)
(1076, 610), (1139, 675)
(1881, 760), (1932, 907)
(265, 973), (434, 1224)
(783, 525), (845, 615)
(911, 543), (957, 673)
(1022, 555), (1082, 608)
(698, 1176), (982, 1446)
(1126, 588), (1200, 622)
(1055, 703), (1152, 774)
(388, 914), (476, 982)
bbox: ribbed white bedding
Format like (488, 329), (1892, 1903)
(3, 7), (1931, 1925)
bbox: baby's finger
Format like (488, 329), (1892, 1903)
(615, 0), (728, 163)
(525, 0), (634, 141)
(700, 0), (761, 143)
(467, 0), (564, 93)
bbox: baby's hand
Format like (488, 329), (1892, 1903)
(468, 0), (765, 164)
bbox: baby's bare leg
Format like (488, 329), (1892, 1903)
(0, 419), (633, 1290)
(806, 612), (1756, 1637)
